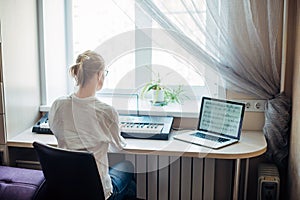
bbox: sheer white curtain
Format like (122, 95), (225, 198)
(137, 0), (291, 168)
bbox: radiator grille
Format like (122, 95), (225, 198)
(257, 163), (280, 200)
(125, 154), (216, 200)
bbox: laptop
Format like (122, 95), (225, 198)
(174, 97), (245, 149)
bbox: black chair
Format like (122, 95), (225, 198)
(33, 141), (105, 200)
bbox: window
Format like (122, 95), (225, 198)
(70, 0), (211, 94)
(41, 0), (219, 114)
(71, 0), (136, 91)
(151, 0), (207, 51)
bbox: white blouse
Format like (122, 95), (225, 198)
(48, 93), (126, 199)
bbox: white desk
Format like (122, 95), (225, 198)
(7, 129), (266, 200)
(8, 129), (266, 158)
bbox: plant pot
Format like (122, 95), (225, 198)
(152, 89), (164, 103)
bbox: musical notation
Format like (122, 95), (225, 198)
(200, 100), (243, 135)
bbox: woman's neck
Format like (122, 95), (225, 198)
(75, 84), (96, 98)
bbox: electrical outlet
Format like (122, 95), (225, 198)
(245, 102), (251, 109)
(238, 100), (266, 112)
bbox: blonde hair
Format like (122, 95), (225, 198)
(69, 50), (105, 87)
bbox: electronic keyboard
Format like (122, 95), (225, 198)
(32, 113), (52, 134)
(32, 113), (174, 140)
(119, 115), (173, 140)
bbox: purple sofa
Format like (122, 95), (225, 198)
(0, 166), (45, 200)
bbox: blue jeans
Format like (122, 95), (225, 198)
(108, 160), (136, 200)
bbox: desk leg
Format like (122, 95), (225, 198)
(233, 159), (241, 200)
(243, 158), (249, 200)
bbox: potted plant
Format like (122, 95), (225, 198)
(140, 71), (188, 106)
(164, 85), (187, 105)
(140, 73), (166, 105)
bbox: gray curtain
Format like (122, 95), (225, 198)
(136, 0), (291, 168)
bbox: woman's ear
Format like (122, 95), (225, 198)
(97, 71), (102, 80)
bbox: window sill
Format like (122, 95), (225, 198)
(40, 99), (200, 118)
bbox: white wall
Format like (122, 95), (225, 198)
(0, 0), (41, 139)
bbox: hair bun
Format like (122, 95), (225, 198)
(76, 52), (90, 65)
(70, 50), (105, 87)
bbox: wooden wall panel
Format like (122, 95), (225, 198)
(289, 0), (300, 199)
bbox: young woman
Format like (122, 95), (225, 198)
(48, 50), (136, 200)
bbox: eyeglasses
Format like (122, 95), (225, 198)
(104, 70), (109, 77)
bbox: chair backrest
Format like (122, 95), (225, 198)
(33, 141), (105, 200)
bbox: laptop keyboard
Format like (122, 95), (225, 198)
(192, 132), (230, 143)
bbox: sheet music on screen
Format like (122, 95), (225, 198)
(199, 99), (243, 137)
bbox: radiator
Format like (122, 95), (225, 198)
(257, 163), (280, 200)
(124, 154), (216, 200)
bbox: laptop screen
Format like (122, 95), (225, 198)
(198, 97), (245, 139)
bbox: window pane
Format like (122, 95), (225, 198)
(104, 52), (135, 90)
(72, 0), (136, 91)
(72, 0), (135, 54)
(152, 0), (207, 47)
(152, 50), (205, 87)
(150, 1), (209, 98)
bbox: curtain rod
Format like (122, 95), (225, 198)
(280, 0), (289, 93)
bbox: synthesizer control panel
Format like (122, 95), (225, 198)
(32, 114), (174, 140)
